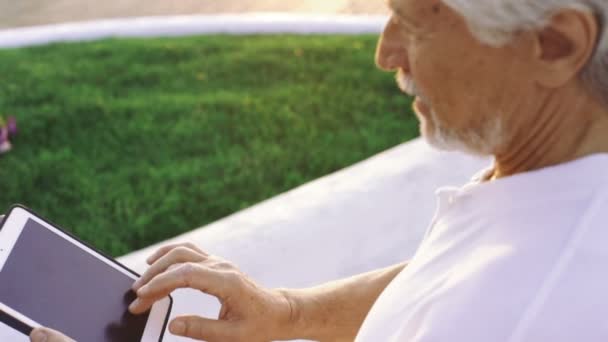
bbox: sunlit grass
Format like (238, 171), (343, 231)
(0, 35), (418, 256)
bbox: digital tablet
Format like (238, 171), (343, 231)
(0, 205), (172, 341)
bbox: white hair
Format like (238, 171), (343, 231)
(442, 0), (608, 107)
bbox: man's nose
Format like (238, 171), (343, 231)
(376, 44), (404, 71)
(375, 20), (410, 72)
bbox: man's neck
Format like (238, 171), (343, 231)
(491, 90), (608, 180)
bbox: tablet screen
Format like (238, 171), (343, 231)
(0, 218), (149, 341)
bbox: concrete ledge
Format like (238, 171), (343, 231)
(0, 14), (388, 49)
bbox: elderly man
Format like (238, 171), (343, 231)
(31, 0), (608, 341)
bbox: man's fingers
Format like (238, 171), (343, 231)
(146, 243), (207, 265)
(133, 247), (207, 291)
(129, 263), (186, 314)
(30, 327), (74, 342)
(130, 263), (234, 314)
(169, 316), (238, 341)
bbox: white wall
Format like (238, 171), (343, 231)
(0, 14), (388, 49)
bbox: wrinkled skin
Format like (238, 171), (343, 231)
(129, 243), (292, 341)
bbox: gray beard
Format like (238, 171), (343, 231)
(396, 71), (504, 156)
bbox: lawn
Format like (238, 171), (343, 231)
(0, 35), (418, 256)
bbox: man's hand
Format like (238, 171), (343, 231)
(130, 243), (293, 342)
(30, 327), (74, 342)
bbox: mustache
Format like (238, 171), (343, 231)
(396, 70), (433, 106)
(396, 70), (420, 98)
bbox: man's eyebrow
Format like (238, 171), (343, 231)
(387, 0), (399, 13)
(387, 0), (414, 24)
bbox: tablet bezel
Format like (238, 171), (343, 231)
(0, 301), (38, 333)
(0, 205), (172, 341)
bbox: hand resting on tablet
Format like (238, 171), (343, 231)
(1, 216), (402, 341)
(128, 242), (404, 342)
(129, 243), (293, 341)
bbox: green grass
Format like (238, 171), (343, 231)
(0, 35), (418, 256)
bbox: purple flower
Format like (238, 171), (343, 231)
(7, 116), (17, 137)
(0, 127), (7, 144)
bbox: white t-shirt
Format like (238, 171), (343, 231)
(356, 154), (608, 342)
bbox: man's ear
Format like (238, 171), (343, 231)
(532, 7), (599, 88)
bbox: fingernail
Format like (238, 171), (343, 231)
(170, 320), (186, 335)
(31, 330), (47, 342)
(129, 298), (141, 312)
(132, 279), (142, 290)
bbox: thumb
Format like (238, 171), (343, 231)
(30, 327), (75, 342)
(169, 316), (236, 341)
